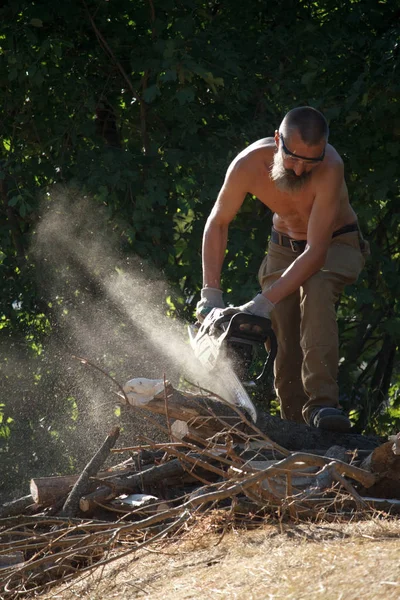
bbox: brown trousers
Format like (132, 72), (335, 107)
(258, 230), (368, 424)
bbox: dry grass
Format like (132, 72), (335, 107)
(37, 516), (400, 600)
(3, 388), (398, 599)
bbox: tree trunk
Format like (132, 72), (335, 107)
(124, 387), (382, 452)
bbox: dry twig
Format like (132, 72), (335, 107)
(1, 372), (396, 600)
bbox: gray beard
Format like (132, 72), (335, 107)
(270, 149), (311, 193)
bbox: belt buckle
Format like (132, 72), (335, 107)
(289, 239), (298, 252)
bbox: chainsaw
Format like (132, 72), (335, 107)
(188, 308), (277, 423)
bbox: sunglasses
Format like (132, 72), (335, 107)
(280, 133), (325, 163)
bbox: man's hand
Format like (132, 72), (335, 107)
(196, 287), (225, 322)
(220, 294), (275, 319)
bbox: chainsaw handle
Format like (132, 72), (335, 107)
(255, 329), (278, 384)
(210, 312), (235, 331)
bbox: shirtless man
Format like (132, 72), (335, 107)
(196, 107), (368, 431)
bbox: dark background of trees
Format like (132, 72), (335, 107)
(0, 0), (399, 501)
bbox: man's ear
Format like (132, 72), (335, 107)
(274, 130), (280, 146)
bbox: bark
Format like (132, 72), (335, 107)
(0, 495), (34, 518)
(30, 468), (135, 505)
(360, 438), (400, 498)
(60, 426), (120, 517)
(127, 387), (382, 452)
(79, 458), (189, 513)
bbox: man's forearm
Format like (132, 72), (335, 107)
(202, 219), (229, 288)
(263, 247), (326, 304)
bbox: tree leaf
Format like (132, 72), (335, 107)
(175, 87), (195, 105)
(143, 84), (161, 103)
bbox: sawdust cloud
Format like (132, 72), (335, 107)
(33, 188), (203, 383)
(5, 187), (206, 489)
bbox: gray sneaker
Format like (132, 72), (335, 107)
(310, 407), (352, 432)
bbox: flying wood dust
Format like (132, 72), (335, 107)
(3, 188), (205, 495)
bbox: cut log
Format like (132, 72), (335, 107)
(79, 457), (188, 513)
(360, 438), (400, 498)
(170, 419), (221, 443)
(0, 495), (35, 519)
(122, 386), (382, 452)
(30, 468), (136, 506)
(389, 432), (400, 455)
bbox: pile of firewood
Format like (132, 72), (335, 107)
(1, 377), (400, 599)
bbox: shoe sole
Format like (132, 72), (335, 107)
(315, 415), (352, 433)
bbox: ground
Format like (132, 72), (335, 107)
(39, 517), (400, 600)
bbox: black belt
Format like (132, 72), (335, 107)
(270, 223), (359, 253)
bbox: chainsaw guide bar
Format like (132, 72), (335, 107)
(188, 308), (277, 423)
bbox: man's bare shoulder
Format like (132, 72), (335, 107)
(235, 137), (276, 162)
(322, 143), (343, 168)
(228, 137), (275, 174)
(312, 144), (344, 183)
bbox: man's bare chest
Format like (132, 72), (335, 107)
(248, 175), (316, 220)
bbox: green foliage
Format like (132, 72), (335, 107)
(0, 0), (399, 499)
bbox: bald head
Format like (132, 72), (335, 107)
(280, 107), (329, 146)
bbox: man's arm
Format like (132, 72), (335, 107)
(202, 160), (249, 288)
(263, 161), (344, 304)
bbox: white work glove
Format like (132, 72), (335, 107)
(196, 287), (225, 322)
(220, 294), (275, 319)
(123, 378), (165, 406)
